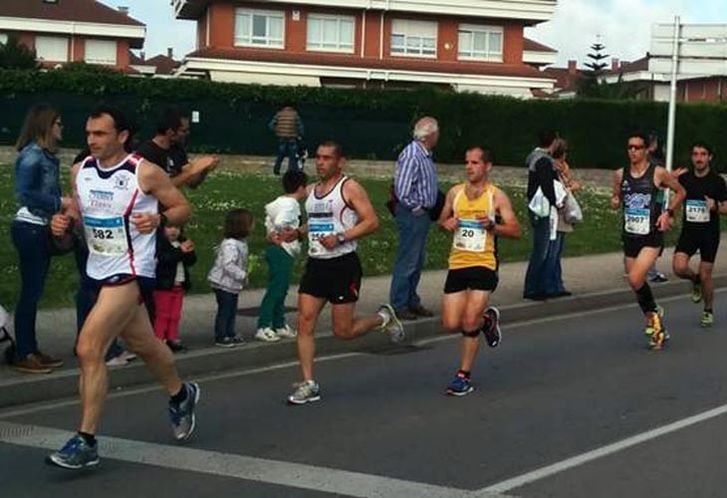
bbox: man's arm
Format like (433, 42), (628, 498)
(339, 179), (379, 241)
(136, 161), (191, 233)
(172, 156), (218, 188)
(438, 185), (459, 232)
(611, 168), (623, 210)
(655, 166), (686, 213)
(492, 189), (521, 239)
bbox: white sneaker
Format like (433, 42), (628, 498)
(275, 325), (297, 339)
(118, 350), (137, 362)
(255, 327), (281, 342)
(105, 356), (128, 367)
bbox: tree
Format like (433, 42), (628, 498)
(577, 38), (610, 98)
(0, 36), (39, 70)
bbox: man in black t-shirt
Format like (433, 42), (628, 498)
(136, 108), (217, 188)
(673, 142), (727, 327)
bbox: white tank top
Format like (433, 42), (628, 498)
(305, 175), (359, 259)
(76, 154), (159, 280)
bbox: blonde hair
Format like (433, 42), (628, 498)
(15, 103), (60, 153)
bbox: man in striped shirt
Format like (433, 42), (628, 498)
(269, 106), (305, 175)
(389, 117), (440, 320)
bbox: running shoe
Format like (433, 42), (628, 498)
(378, 304), (405, 343)
(649, 273), (669, 283)
(215, 337), (236, 348)
(105, 355), (128, 367)
(691, 280), (703, 303)
(700, 311), (714, 328)
(255, 327), (281, 342)
(46, 434), (99, 469)
(645, 308), (667, 350)
(275, 324), (297, 339)
(166, 340), (187, 353)
(169, 382), (201, 441)
(446, 373), (474, 397)
(287, 380), (321, 405)
(482, 307), (502, 348)
(644, 305), (665, 336)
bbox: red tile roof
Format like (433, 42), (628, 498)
(523, 38), (557, 53)
(145, 54), (180, 75)
(604, 56), (649, 75)
(187, 47), (549, 79)
(542, 66), (583, 93)
(0, 0), (144, 27)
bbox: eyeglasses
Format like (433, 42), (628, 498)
(627, 145), (645, 151)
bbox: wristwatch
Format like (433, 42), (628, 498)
(336, 232), (346, 244)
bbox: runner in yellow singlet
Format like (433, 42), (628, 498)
(439, 146), (521, 396)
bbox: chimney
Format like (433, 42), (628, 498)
(117, 6), (129, 15)
(167, 47), (174, 59)
(567, 60), (577, 75)
(140, 51), (145, 61)
(611, 57), (620, 71)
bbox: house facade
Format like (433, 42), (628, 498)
(173, 0), (558, 97)
(0, 0), (145, 71)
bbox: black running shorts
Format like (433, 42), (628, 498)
(622, 233), (664, 259)
(444, 266), (498, 294)
(299, 252), (362, 304)
(675, 230), (720, 263)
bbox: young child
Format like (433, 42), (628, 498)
(256, 170), (308, 342)
(208, 209), (254, 348)
(154, 224), (197, 353)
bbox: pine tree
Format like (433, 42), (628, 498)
(577, 38), (610, 98)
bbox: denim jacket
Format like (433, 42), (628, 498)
(14, 142), (62, 224)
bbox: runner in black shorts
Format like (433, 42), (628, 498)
(611, 132), (685, 350)
(672, 142), (727, 327)
(438, 146), (520, 396)
(284, 141), (404, 405)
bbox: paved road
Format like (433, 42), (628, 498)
(1, 290), (727, 498)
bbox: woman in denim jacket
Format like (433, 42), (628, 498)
(11, 104), (72, 374)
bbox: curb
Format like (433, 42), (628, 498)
(1, 275), (724, 409)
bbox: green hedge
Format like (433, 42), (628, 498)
(1, 68), (726, 169)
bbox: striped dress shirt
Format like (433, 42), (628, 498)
(394, 140), (438, 210)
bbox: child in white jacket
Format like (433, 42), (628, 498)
(208, 209), (254, 348)
(256, 171), (308, 342)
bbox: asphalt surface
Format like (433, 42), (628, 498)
(1, 289), (727, 498)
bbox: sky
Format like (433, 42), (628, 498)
(102, 0), (726, 67)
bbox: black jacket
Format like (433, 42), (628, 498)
(156, 236), (197, 291)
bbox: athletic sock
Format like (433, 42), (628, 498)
(635, 283), (657, 314)
(78, 431), (97, 447)
(457, 369), (471, 379)
(170, 384), (188, 405)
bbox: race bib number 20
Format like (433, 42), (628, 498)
(453, 219), (487, 252)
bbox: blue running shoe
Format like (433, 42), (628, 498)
(46, 434), (99, 469)
(169, 382), (200, 441)
(446, 373), (474, 397)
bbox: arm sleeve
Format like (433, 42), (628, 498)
(182, 249), (197, 267)
(15, 152), (60, 214)
(156, 239), (185, 265)
(394, 150), (420, 209)
(535, 158), (557, 206)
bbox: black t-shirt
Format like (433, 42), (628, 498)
(136, 140), (186, 178)
(679, 169), (727, 232)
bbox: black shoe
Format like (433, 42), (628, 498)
(409, 304), (434, 318)
(166, 340), (188, 353)
(546, 290), (572, 299)
(396, 308), (419, 321)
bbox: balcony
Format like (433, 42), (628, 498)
(173, 0), (557, 23)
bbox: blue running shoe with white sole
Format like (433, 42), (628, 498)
(169, 382), (200, 441)
(446, 373), (474, 397)
(46, 434), (99, 469)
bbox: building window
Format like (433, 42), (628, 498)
(35, 35), (69, 62)
(458, 24), (503, 62)
(391, 19), (437, 58)
(307, 14), (354, 53)
(84, 39), (117, 65)
(235, 8), (284, 48)
(0, 34), (7, 45)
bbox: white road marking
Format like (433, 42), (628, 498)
(477, 402), (727, 495)
(0, 421), (508, 498)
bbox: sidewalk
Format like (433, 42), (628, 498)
(1, 246), (725, 408)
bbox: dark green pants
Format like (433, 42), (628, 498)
(257, 245), (295, 329)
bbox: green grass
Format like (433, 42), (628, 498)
(0, 166), (720, 309)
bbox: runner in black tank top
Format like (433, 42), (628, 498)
(672, 142), (727, 327)
(611, 132), (686, 351)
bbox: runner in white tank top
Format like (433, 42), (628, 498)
(284, 141), (404, 405)
(76, 154), (158, 280)
(46, 106), (200, 470)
